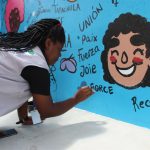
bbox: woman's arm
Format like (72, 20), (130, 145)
(32, 86), (94, 120)
(17, 101), (33, 125)
(17, 102), (28, 120)
(20, 66), (94, 121)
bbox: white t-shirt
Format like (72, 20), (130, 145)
(0, 46), (49, 117)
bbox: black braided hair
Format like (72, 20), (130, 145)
(0, 18), (65, 52)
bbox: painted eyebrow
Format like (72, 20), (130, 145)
(108, 37), (120, 48)
(130, 34), (144, 46)
(133, 48), (144, 55)
(111, 50), (119, 56)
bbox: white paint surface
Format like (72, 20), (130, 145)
(0, 108), (150, 150)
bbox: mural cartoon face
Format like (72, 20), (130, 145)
(108, 32), (150, 87)
(101, 13), (150, 89)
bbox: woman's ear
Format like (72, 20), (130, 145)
(45, 38), (52, 51)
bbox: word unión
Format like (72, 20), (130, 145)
(79, 3), (103, 32)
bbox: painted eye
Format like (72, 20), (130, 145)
(133, 48), (144, 55)
(111, 50), (119, 56)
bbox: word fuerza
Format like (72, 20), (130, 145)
(78, 45), (100, 62)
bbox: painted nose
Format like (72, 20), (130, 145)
(121, 51), (128, 64)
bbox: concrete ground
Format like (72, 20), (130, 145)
(0, 108), (150, 150)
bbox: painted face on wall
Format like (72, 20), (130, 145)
(107, 32), (150, 88)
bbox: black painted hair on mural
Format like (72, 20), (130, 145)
(0, 18), (65, 52)
(101, 12), (150, 88)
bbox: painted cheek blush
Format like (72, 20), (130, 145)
(132, 57), (143, 64)
(110, 56), (117, 64)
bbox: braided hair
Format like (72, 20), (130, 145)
(0, 19), (65, 53)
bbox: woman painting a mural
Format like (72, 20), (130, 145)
(0, 19), (94, 126)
